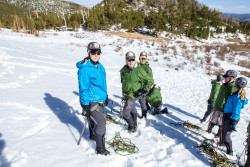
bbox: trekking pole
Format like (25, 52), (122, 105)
(77, 115), (98, 145)
(77, 116), (88, 145)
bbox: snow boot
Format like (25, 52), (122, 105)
(96, 136), (110, 155)
(200, 114), (209, 123)
(206, 123), (215, 133)
(152, 108), (160, 115)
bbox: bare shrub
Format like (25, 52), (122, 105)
(214, 61), (220, 67)
(115, 44), (122, 52)
(173, 46), (177, 55)
(239, 52), (247, 56)
(152, 41), (155, 47)
(155, 52), (159, 56)
(216, 46), (227, 61)
(238, 60), (250, 69)
(205, 55), (212, 64)
(161, 43), (168, 54)
(214, 68), (225, 75)
(204, 45), (214, 53)
(154, 58), (158, 62)
(227, 56), (235, 63)
(164, 56), (170, 61)
(205, 65), (212, 75)
(239, 71), (250, 77)
(148, 52), (153, 56)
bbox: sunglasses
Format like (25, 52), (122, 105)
(90, 50), (101, 55)
(127, 59), (135, 62)
(140, 58), (147, 61)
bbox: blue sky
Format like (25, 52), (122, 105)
(64, 0), (250, 14)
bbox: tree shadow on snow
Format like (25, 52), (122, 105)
(0, 133), (11, 167)
(146, 106), (208, 165)
(164, 103), (200, 120)
(44, 93), (89, 142)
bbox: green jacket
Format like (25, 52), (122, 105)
(120, 64), (154, 99)
(248, 122), (250, 135)
(138, 62), (153, 79)
(209, 80), (222, 107)
(214, 81), (235, 112)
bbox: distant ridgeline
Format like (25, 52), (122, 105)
(223, 13), (250, 22)
(0, 0), (249, 38)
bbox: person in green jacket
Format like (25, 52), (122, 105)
(207, 70), (237, 136)
(120, 51), (154, 132)
(137, 51), (168, 118)
(200, 74), (223, 123)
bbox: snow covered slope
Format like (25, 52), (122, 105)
(0, 29), (249, 167)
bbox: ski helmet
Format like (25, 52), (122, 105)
(216, 74), (223, 81)
(125, 51), (135, 61)
(222, 70), (237, 78)
(87, 42), (101, 53)
(235, 77), (248, 89)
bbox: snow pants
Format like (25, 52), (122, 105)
(210, 110), (224, 126)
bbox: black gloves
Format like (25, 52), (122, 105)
(133, 89), (147, 98)
(105, 95), (109, 106)
(229, 118), (237, 131)
(81, 104), (91, 118)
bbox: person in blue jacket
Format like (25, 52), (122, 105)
(222, 77), (248, 155)
(76, 42), (109, 155)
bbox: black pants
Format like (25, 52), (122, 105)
(222, 118), (239, 153)
(81, 102), (106, 136)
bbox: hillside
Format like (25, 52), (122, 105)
(0, 28), (249, 167)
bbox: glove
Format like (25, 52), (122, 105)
(105, 95), (109, 106)
(133, 89), (147, 98)
(81, 104), (91, 118)
(229, 118), (237, 131)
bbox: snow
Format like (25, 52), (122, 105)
(0, 28), (249, 167)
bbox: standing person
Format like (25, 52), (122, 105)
(120, 51), (154, 132)
(222, 77), (248, 155)
(200, 74), (224, 123)
(76, 42), (109, 155)
(137, 51), (168, 118)
(206, 70), (237, 136)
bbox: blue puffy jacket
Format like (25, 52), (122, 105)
(224, 92), (248, 120)
(76, 60), (107, 105)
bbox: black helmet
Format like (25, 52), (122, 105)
(235, 77), (248, 88)
(222, 70), (237, 78)
(87, 42), (101, 53)
(216, 74), (223, 81)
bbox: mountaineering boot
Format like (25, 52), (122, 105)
(160, 107), (168, 114)
(95, 136), (110, 155)
(101, 136), (110, 155)
(206, 123), (215, 133)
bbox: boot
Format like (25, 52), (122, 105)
(206, 123), (215, 133)
(146, 101), (151, 111)
(160, 107), (168, 114)
(96, 136), (110, 155)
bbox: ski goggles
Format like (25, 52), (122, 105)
(90, 50), (101, 55)
(140, 57), (147, 61)
(127, 59), (135, 62)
